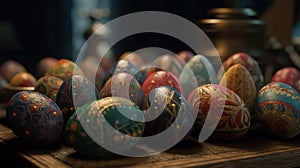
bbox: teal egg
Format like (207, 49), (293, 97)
(64, 97), (144, 158)
(255, 82), (300, 139)
(179, 55), (217, 98)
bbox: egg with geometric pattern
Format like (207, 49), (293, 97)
(255, 82), (300, 139)
(64, 97), (144, 158)
(6, 91), (64, 146)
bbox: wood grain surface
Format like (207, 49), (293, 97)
(0, 104), (300, 168)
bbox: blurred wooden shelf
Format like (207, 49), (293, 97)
(0, 104), (300, 168)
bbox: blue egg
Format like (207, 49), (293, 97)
(255, 82), (300, 139)
(6, 91), (64, 145)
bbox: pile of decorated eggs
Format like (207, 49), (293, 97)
(3, 50), (300, 159)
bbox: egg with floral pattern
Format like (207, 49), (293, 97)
(188, 84), (251, 141)
(6, 91), (64, 145)
(255, 82), (300, 139)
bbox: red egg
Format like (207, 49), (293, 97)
(9, 72), (37, 87)
(271, 67), (300, 86)
(142, 71), (181, 97)
(188, 84), (251, 141)
(176, 50), (194, 65)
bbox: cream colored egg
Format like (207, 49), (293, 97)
(219, 64), (256, 112)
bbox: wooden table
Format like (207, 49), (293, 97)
(1, 104), (300, 168)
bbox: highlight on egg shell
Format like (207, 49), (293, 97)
(142, 71), (181, 97)
(56, 75), (99, 122)
(99, 72), (145, 110)
(6, 91), (64, 146)
(64, 97), (145, 158)
(219, 64), (256, 112)
(9, 72), (37, 87)
(143, 86), (194, 144)
(188, 84), (251, 141)
(271, 67), (300, 86)
(217, 52), (264, 91)
(255, 82), (300, 139)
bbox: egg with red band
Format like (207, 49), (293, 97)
(255, 82), (300, 139)
(271, 67), (300, 86)
(142, 71), (181, 97)
(188, 84), (251, 141)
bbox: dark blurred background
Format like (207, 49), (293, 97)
(0, 0), (299, 74)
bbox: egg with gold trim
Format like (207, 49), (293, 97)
(6, 91), (64, 145)
(255, 82), (300, 139)
(64, 97), (144, 158)
(46, 59), (83, 81)
(34, 76), (63, 102)
(188, 84), (251, 141)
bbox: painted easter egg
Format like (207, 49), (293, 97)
(144, 86), (194, 143)
(175, 50), (194, 66)
(99, 73), (145, 109)
(179, 54), (218, 98)
(142, 71), (181, 97)
(151, 54), (183, 78)
(113, 59), (145, 84)
(188, 84), (251, 141)
(56, 75), (98, 121)
(255, 82), (300, 139)
(294, 79), (300, 93)
(271, 67), (300, 86)
(9, 72), (37, 87)
(6, 91), (64, 145)
(219, 64), (256, 111)
(64, 97), (144, 158)
(34, 76), (63, 102)
(218, 52), (264, 91)
(0, 60), (27, 81)
(46, 59), (84, 81)
(119, 51), (144, 68)
(36, 57), (58, 77)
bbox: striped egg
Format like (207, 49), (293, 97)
(255, 82), (300, 139)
